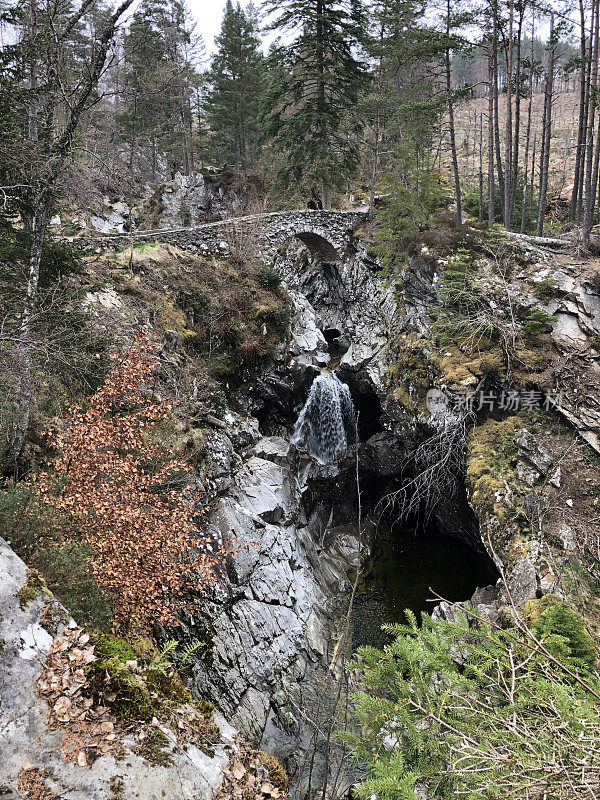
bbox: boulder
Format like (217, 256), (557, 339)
(515, 429), (553, 485)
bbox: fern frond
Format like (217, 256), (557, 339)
(180, 639), (205, 665)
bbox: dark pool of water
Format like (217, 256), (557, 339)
(352, 527), (499, 650)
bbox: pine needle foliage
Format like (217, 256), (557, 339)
(344, 608), (600, 800)
(204, 1), (265, 168)
(262, 0), (368, 195)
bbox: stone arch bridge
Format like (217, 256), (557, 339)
(76, 210), (367, 263)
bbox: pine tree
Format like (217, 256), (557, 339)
(344, 608), (600, 799)
(204, 1), (265, 169)
(263, 0), (368, 208)
(119, 0), (201, 181)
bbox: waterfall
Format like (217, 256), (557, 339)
(291, 372), (357, 465)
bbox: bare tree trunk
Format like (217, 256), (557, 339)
(446, 0), (462, 227)
(8, 205), (47, 463)
(578, 36), (592, 224)
(27, 0), (39, 143)
(478, 112), (484, 222)
(570, 0), (588, 222)
(8, 0), (135, 463)
(509, 6), (524, 228)
(590, 110), (600, 227)
(536, 13), (555, 237)
(584, 0), (600, 249)
(369, 2), (387, 222)
(520, 9), (535, 233)
(503, 0), (514, 228)
(530, 131), (537, 216)
(492, 3), (505, 218)
(488, 43), (495, 226)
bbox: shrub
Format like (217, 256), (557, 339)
(525, 594), (597, 671)
(534, 276), (559, 302)
(33, 333), (231, 630)
(522, 307), (556, 338)
(259, 264), (282, 290)
(34, 543), (114, 631)
(0, 483), (113, 630)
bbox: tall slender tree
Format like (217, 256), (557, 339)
(536, 12), (555, 237)
(0, 0), (135, 462)
(263, 0), (367, 209)
(119, 0), (201, 181)
(204, 1), (265, 169)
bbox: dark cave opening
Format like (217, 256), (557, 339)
(352, 521), (499, 649)
(322, 328), (341, 344)
(303, 465), (499, 650)
(322, 327), (349, 360)
(343, 378), (384, 442)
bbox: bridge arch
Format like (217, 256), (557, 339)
(72, 209), (366, 262)
(280, 229), (342, 264)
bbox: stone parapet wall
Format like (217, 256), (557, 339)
(70, 210), (367, 263)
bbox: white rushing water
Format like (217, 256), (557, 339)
(291, 372), (357, 465)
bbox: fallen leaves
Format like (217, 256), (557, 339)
(33, 332), (231, 630)
(38, 625), (222, 770)
(18, 764), (61, 800)
(37, 626), (125, 763)
(216, 741), (288, 800)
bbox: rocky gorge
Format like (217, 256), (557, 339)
(1, 193), (600, 799)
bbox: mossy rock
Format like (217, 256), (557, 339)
(137, 728), (173, 767)
(130, 634), (158, 662)
(145, 668), (193, 705)
(95, 633), (137, 662)
(86, 656), (155, 722)
(17, 569), (50, 608)
(85, 632), (220, 745)
(41, 599), (70, 636)
(259, 752), (289, 791)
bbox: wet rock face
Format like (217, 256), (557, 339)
(188, 448), (354, 736)
(178, 236), (402, 788)
(275, 238), (395, 389)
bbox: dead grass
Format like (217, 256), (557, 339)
(18, 766), (61, 800)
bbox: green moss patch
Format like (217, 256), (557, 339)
(467, 416), (525, 524)
(137, 728), (173, 767)
(85, 633), (220, 752)
(259, 752), (290, 792)
(17, 569), (49, 608)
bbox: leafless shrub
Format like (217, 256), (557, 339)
(379, 412), (476, 523)
(221, 198), (268, 267)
